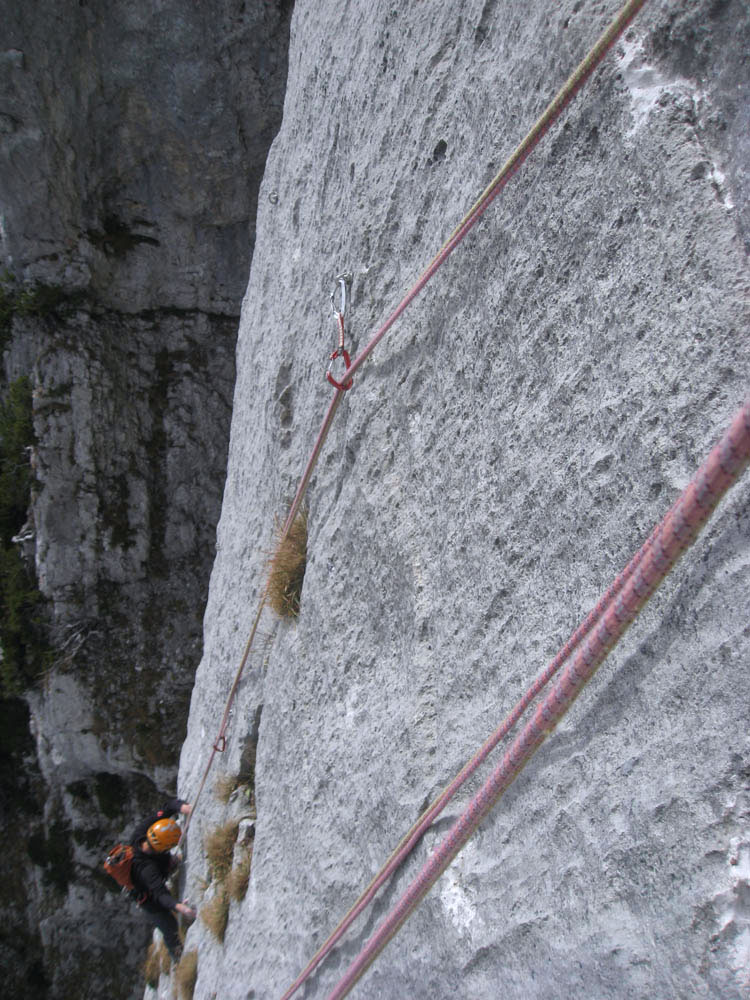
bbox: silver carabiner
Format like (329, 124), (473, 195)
(330, 272), (352, 318)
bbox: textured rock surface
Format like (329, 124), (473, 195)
(0, 1), (291, 998)
(173, 1), (750, 999)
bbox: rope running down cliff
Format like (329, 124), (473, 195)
(277, 0), (650, 993)
(185, 0), (648, 850)
(280, 0), (649, 539)
(325, 400), (750, 999)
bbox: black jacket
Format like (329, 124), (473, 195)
(129, 798), (185, 910)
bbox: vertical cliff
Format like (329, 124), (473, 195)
(174, 1), (750, 998)
(0, 2), (292, 998)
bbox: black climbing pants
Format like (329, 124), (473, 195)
(141, 901), (181, 960)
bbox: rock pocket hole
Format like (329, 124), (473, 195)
(213, 723), (258, 811)
(429, 139), (448, 165)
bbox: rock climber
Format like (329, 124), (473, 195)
(130, 797), (196, 962)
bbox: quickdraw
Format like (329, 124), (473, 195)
(326, 273), (354, 391)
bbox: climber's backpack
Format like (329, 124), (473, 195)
(103, 843), (135, 892)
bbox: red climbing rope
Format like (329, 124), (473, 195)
(279, 0), (650, 993)
(185, 274), (353, 840)
(182, 577), (273, 843)
(280, 493), (667, 999)
(324, 398), (750, 999)
(338, 0), (648, 389)
(182, 0), (743, 990)
(271, 0), (652, 740)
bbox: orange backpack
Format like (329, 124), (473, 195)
(103, 843), (135, 891)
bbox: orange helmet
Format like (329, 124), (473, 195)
(147, 817), (181, 852)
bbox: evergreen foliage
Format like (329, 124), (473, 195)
(0, 376), (34, 545)
(1, 271), (83, 353)
(0, 376), (50, 694)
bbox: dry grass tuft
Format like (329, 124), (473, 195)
(204, 819), (240, 882)
(174, 949), (198, 1000)
(226, 845), (254, 902)
(201, 889), (230, 942)
(142, 939), (170, 987)
(213, 772), (239, 804)
(267, 509), (308, 617)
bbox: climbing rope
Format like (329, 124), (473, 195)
(281, 443), (727, 999)
(182, 579), (272, 843)
(324, 398), (750, 999)
(332, 0), (649, 390)
(279, 0), (650, 992)
(268, 0), (651, 673)
(280, 489), (666, 999)
(184, 270), (357, 841)
(185, 0), (650, 952)
(179, 0), (743, 989)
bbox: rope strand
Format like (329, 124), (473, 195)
(280, 499), (666, 999)
(188, 0), (647, 838)
(338, 0), (648, 389)
(279, 0), (650, 992)
(325, 399), (750, 999)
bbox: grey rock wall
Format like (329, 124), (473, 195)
(174, 1), (750, 999)
(0, 1), (292, 998)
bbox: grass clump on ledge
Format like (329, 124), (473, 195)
(200, 890), (230, 942)
(142, 939), (169, 988)
(203, 819), (239, 882)
(226, 844), (254, 902)
(267, 508), (307, 617)
(174, 949), (198, 1000)
(213, 773), (239, 805)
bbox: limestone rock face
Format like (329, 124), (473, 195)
(0, 2), (291, 998)
(175, 2), (750, 999)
